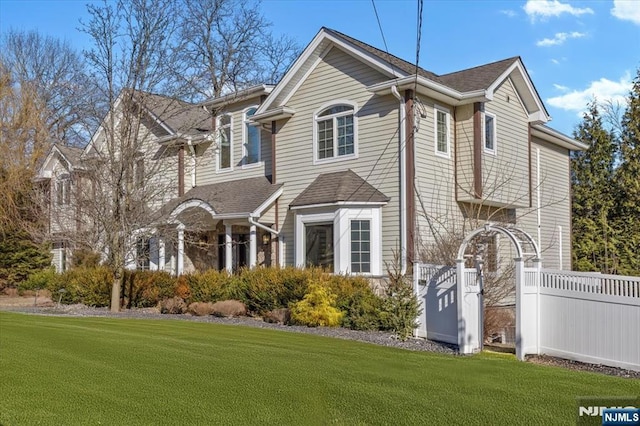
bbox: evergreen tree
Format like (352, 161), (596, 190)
(571, 101), (619, 273)
(613, 69), (640, 276)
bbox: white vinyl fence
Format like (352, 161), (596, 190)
(538, 269), (640, 371)
(414, 264), (640, 371)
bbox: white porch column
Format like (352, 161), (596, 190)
(177, 224), (185, 276)
(225, 223), (233, 273)
(158, 238), (165, 272)
(249, 224), (257, 269)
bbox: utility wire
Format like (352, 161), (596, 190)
(371, 0), (398, 79)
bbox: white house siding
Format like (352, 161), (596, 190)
(518, 137), (572, 269)
(482, 79), (530, 208)
(454, 103), (476, 202)
(195, 96), (272, 186)
(49, 160), (76, 235)
(414, 97), (464, 256)
(274, 46), (401, 270)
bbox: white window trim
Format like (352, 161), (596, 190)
(56, 177), (71, 206)
(294, 206), (382, 276)
(483, 111), (497, 156)
(433, 104), (451, 158)
(242, 105), (263, 169)
(312, 100), (358, 165)
(216, 113), (233, 173)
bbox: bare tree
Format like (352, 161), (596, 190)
(174, 0), (299, 102)
(0, 30), (94, 146)
(76, 0), (186, 311)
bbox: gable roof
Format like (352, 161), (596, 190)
(290, 170), (390, 208)
(133, 91), (212, 137)
(256, 27), (549, 124)
(37, 143), (85, 179)
(54, 144), (83, 168)
(159, 176), (283, 221)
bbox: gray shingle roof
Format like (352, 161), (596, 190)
(133, 91), (212, 136)
(324, 27), (519, 93)
(438, 57), (519, 92)
(159, 176), (282, 220)
(55, 144), (83, 168)
(290, 170), (390, 207)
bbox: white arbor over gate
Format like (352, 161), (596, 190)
(415, 224), (639, 370)
(455, 224), (540, 360)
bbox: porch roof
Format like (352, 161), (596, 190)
(159, 176), (282, 223)
(290, 169), (389, 208)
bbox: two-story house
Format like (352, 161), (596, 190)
(39, 27), (586, 276)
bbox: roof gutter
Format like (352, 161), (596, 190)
(531, 125), (588, 151)
(156, 132), (213, 146)
(251, 106), (296, 123)
(368, 76), (488, 105)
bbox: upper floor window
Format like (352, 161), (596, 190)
(434, 105), (450, 157)
(217, 114), (232, 171)
(314, 102), (357, 163)
(135, 158), (144, 188)
(243, 107), (260, 166)
(484, 112), (496, 154)
(56, 177), (70, 205)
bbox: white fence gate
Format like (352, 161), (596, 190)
(414, 264), (640, 371)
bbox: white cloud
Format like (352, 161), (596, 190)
(611, 0), (640, 25)
(553, 83), (570, 91)
(524, 0), (594, 21)
(536, 31), (586, 46)
(500, 9), (517, 18)
(547, 73), (632, 115)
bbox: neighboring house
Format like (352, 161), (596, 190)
(38, 27), (587, 276)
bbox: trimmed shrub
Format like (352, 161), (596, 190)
(186, 269), (230, 303)
(211, 300), (246, 317)
(188, 302), (215, 316)
(42, 267), (113, 306)
(20, 268), (58, 294)
(290, 283), (343, 327)
(160, 297), (187, 314)
(124, 270), (176, 308)
(263, 308), (291, 324)
(340, 290), (384, 331)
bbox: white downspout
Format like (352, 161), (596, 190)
(187, 137), (196, 188)
(391, 85), (407, 274)
(248, 216), (284, 268)
(536, 148), (541, 250)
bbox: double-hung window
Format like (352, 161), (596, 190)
(350, 220), (371, 273)
(434, 105), (450, 157)
(484, 112), (496, 154)
(243, 107), (260, 165)
(314, 103), (356, 162)
(217, 114), (232, 171)
(56, 178), (70, 205)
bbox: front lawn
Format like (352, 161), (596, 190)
(0, 312), (636, 425)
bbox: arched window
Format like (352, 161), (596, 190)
(243, 106), (260, 165)
(314, 102), (357, 163)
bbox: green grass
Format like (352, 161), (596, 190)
(0, 312), (637, 425)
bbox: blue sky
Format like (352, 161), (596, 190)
(1, 0), (638, 136)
